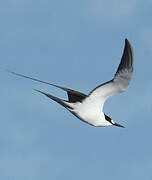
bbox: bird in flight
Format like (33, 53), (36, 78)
(10, 39), (133, 128)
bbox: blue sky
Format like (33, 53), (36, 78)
(1, 0), (152, 179)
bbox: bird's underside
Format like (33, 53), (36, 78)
(10, 38), (133, 128)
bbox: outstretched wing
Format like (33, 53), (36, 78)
(88, 38), (133, 104)
(10, 71), (87, 103)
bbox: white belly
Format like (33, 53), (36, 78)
(71, 97), (112, 127)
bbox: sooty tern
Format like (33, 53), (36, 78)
(10, 39), (133, 128)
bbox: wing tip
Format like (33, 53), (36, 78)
(125, 38), (132, 48)
(125, 38), (133, 53)
(125, 38), (129, 42)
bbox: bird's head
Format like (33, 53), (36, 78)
(105, 114), (125, 128)
(111, 120), (125, 128)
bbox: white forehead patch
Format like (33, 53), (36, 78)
(111, 120), (115, 124)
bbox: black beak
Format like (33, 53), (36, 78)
(113, 122), (125, 128)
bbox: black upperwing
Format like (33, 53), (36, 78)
(67, 91), (86, 103)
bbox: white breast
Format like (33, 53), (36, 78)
(71, 96), (112, 127)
